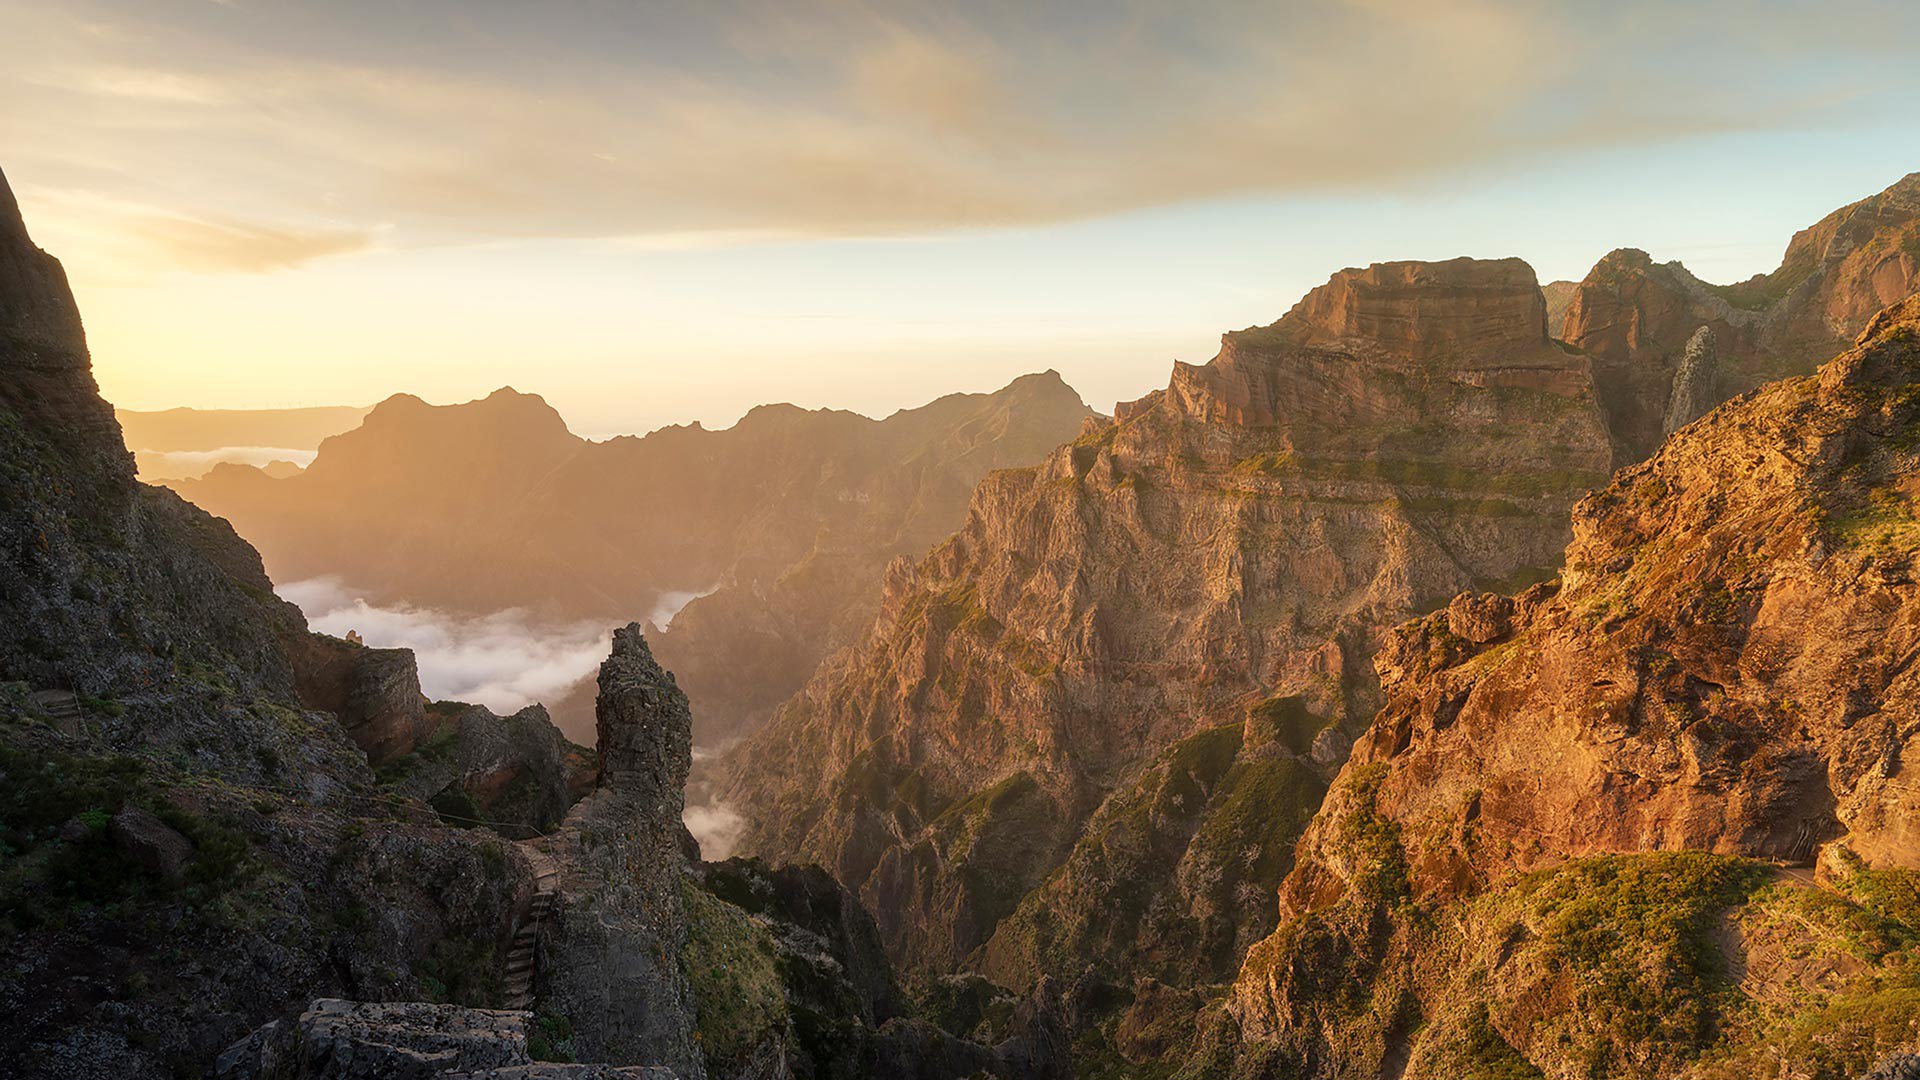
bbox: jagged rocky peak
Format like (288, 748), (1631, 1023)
(1156, 256), (1583, 427)
(530, 622), (704, 1076)
(1564, 172), (1920, 467)
(594, 622), (693, 793)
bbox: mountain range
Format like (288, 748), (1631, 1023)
(6, 154), (1920, 1080)
(172, 375), (1091, 743)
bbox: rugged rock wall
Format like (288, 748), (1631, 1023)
(381, 702), (596, 838)
(723, 256), (1617, 986)
(282, 633), (437, 764)
(1207, 294), (1920, 1080)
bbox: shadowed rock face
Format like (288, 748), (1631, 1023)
(284, 633), (436, 764)
(381, 702), (596, 838)
(722, 256), (1617, 982)
(0, 166), (122, 468)
(0, 164), (307, 701)
(0, 164), (543, 1080)
(1208, 292), (1920, 1080)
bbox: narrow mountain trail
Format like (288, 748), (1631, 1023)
(504, 844), (561, 1010)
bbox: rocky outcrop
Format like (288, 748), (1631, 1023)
(1561, 172), (1920, 466)
(285, 633), (436, 764)
(528, 625), (704, 1078)
(173, 372), (1092, 745)
(1663, 324), (1719, 435)
(1211, 292), (1920, 1080)
(722, 256), (1615, 988)
(381, 703), (596, 838)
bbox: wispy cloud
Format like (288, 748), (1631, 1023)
(3, 0), (1917, 272)
(126, 213), (372, 272)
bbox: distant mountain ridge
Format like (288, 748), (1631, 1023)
(173, 372), (1093, 743)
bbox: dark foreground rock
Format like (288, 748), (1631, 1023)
(213, 999), (680, 1080)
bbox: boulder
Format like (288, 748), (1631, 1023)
(109, 804), (193, 881)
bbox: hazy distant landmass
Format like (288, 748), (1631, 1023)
(117, 403), (373, 451)
(117, 404), (372, 479)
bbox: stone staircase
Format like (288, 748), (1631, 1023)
(29, 689), (82, 734)
(503, 846), (561, 1011)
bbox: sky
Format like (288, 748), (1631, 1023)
(4, 0), (1919, 435)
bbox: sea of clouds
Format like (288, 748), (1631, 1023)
(282, 576), (613, 712)
(281, 576), (744, 855)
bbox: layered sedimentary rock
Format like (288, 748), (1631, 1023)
(724, 256), (1616, 986)
(1562, 171), (1920, 465)
(1207, 294), (1920, 1080)
(174, 372), (1090, 744)
(530, 626), (705, 1077)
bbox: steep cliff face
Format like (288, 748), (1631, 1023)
(173, 371), (1091, 744)
(1209, 294), (1920, 1080)
(0, 165), (553, 1080)
(723, 257), (1616, 984)
(1563, 172), (1920, 466)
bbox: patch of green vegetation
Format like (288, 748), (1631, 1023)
(528, 1004), (576, 1062)
(1496, 853), (1770, 1065)
(680, 880), (788, 1072)
(429, 786), (484, 826)
(932, 770), (1041, 832)
(78, 694), (126, 718)
(1456, 1003), (1546, 1079)
(1231, 451), (1297, 478)
(372, 724), (461, 786)
(1336, 764), (1411, 907)
(0, 741), (258, 931)
(1298, 456), (1607, 499)
(1246, 694), (1329, 754)
(1188, 757), (1327, 889)
(417, 937), (500, 1008)
(1827, 489), (1920, 554)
